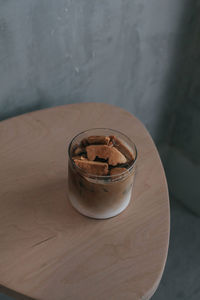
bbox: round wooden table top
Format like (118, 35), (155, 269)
(0, 103), (170, 300)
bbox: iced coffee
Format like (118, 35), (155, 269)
(68, 128), (137, 219)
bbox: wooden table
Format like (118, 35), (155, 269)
(0, 103), (170, 300)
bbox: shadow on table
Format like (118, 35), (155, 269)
(3, 177), (100, 236)
(0, 286), (34, 300)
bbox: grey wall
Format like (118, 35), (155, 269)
(0, 0), (189, 144)
(164, 1), (200, 215)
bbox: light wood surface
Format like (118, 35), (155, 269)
(0, 103), (170, 300)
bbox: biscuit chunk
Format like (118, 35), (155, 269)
(87, 136), (110, 145)
(110, 167), (127, 175)
(86, 145), (127, 166)
(110, 136), (134, 161)
(74, 159), (109, 176)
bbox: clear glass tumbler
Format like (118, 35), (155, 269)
(67, 128), (137, 219)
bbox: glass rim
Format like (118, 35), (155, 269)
(68, 128), (138, 180)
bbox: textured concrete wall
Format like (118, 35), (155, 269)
(164, 1), (200, 214)
(169, 6), (200, 165)
(0, 0), (188, 143)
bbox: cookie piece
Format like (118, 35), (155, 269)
(74, 159), (109, 176)
(86, 145), (127, 166)
(110, 136), (134, 161)
(110, 167), (127, 176)
(87, 135), (110, 145)
(72, 155), (87, 161)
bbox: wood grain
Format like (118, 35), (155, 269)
(0, 103), (170, 300)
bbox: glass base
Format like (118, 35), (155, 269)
(68, 191), (132, 219)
